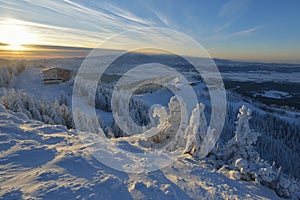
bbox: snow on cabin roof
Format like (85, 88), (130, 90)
(41, 66), (72, 72)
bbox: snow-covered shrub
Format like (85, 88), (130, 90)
(133, 83), (162, 94)
(74, 77), (151, 131)
(184, 103), (207, 157)
(220, 105), (261, 162)
(215, 90), (300, 179)
(0, 60), (26, 87)
(147, 96), (214, 155)
(73, 77), (112, 111)
(228, 170), (241, 180)
(59, 91), (69, 106)
(108, 93), (150, 137)
(149, 106), (169, 143)
(1, 88), (74, 129)
(73, 108), (102, 133)
(128, 98), (150, 126)
(0, 67), (14, 86)
(215, 105), (300, 198)
(95, 85), (112, 112)
(252, 110), (300, 179)
(233, 157), (300, 198)
(166, 96), (189, 151)
(150, 96), (185, 145)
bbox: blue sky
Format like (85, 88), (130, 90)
(0, 0), (299, 63)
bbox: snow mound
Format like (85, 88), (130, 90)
(0, 107), (283, 199)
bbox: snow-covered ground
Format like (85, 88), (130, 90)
(254, 90), (292, 99)
(1, 60), (299, 199)
(222, 72), (300, 83)
(10, 66), (72, 102)
(0, 105), (282, 199)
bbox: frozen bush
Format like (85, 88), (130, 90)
(184, 103), (207, 157)
(1, 89), (74, 129)
(216, 105), (300, 198)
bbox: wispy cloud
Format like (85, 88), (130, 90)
(136, 0), (171, 28)
(218, 0), (249, 17)
(99, 2), (154, 27)
(229, 25), (263, 37)
(22, 44), (93, 51)
(213, 21), (233, 33)
(0, 0), (159, 49)
(0, 0), (196, 58)
(152, 11), (170, 27)
(208, 0), (251, 41)
(204, 25), (263, 41)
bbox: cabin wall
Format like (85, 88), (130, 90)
(43, 69), (59, 80)
(42, 68), (71, 84)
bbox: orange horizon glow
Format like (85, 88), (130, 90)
(0, 19), (299, 64)
(1, 46), (300, 64)
(0, 44), (93, 60)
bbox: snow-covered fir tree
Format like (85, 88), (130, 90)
(150, 96), (182, 144)
(222, 105), (261, 162)
(215, 105), (300, 198)
(0, 89), (74, 129)
(184, 103), (207, 157)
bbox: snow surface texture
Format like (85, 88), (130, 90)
(0, 105), (284, 200)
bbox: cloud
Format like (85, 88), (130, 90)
(0, 42), (8, 46)
(152, 11), (170, 27)
(213, 0), (251, 40)
(229, 25), (263, 37)
(99, 2), (154, 27)
(204, 25), (263, 41)
(22, 44), (93, 51)
(218, 0), (249, 17)
(213, 21), (233, 33)
(0, 0), (159, 49)
(0, 0), (212, 58)
(0, 43), (127, 59)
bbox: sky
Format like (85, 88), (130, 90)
(0, 0), (299, 63)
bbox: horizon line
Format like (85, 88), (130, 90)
(0, 44), (300, 65)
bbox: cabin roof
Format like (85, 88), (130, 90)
(41, 67), (72, 73)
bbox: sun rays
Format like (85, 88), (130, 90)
(0, 19), (38, 51)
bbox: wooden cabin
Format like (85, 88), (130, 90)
(41, 67), (71, 84)
(188, 81), (201, 86)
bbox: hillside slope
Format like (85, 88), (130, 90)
(0, 106), (282, 199)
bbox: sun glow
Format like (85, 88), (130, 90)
(0, 19), (38, 51)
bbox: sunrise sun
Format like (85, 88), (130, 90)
(0, 19), (37, 51)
